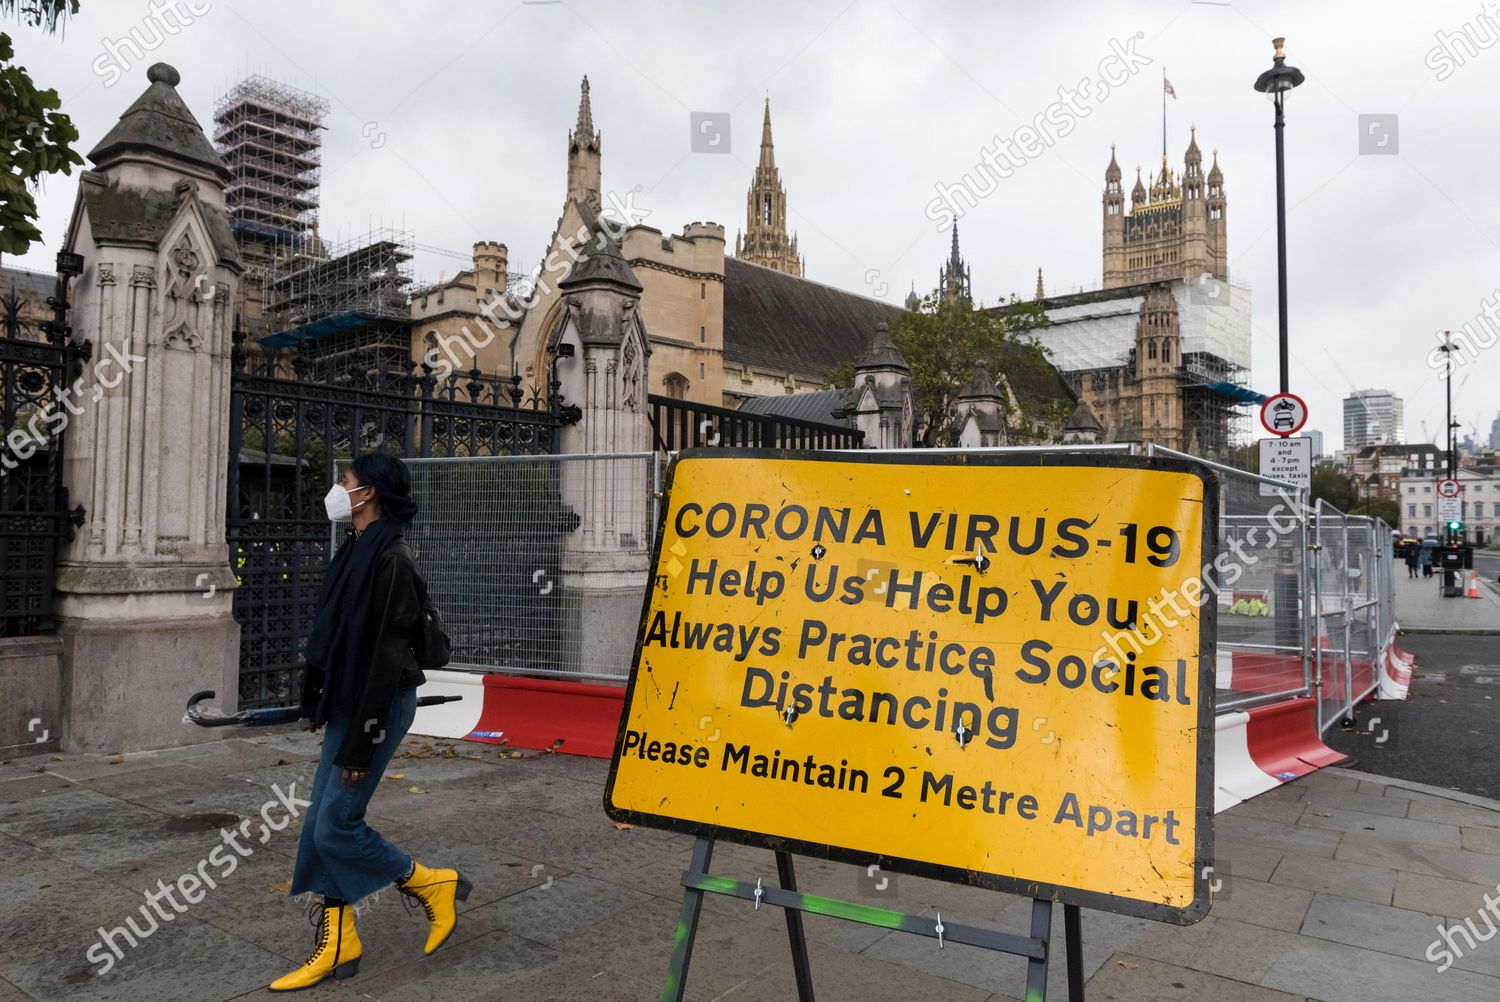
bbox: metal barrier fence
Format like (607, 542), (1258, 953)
(1310, 499), (1393, 733)
(1146, 446), (1394, 729)
(331, 445), (1395, 728)
(337, 452), (658, 681)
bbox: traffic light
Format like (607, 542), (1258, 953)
(1447, 519), (1463, 534)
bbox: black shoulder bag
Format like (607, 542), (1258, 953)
(409, 568), (452, 669)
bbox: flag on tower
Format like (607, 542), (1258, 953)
(1164, 76), (1177, 98)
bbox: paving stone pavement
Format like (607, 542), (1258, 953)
(2, 733), (1498, 1001)
(1393, 570), (1500, 633)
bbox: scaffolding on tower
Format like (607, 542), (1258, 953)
(213, 75), (329, 336)
(255, 227), (416, 379)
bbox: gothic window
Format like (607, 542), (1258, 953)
(664, 372), (689, 399)
(763, 195), (772, 225)
(699, 362), (705, 378)
(700, 282), (706, 299)
(1165, 399), (1170, 418)
(1163, 343), (1171, 363)
(700, 325), (706, 343)
(1148, 341), (1157, 360)
(1150, 399), (1156, 422)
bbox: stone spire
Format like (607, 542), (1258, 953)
(759, 94), (776, 169)
(1034, 267), (1045, 300)
(566, 76), (602, 212)
(575, 75), (595, 139)
(734, 94), (802, 276)
(940, 224), (971, 302)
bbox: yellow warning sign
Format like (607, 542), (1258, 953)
(606, 450), (1216, 923)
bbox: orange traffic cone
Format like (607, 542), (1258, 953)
(1468, 572), (1482, 599)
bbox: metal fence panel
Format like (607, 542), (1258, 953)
(397, 453), (656, 681)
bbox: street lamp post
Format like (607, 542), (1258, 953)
(1254, 37), (1304, 395)
(1255, 38), (1306, 662)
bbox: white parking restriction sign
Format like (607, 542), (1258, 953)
(1259, 437), (1312, 496)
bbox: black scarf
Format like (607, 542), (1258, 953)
(302, 517), (403, 725)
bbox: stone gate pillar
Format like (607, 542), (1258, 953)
(851, 322), (914, 449)
(55, 64), (241, 752)
(548, 230), (653, 675)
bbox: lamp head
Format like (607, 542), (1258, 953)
(1254, 36), (1305, 94)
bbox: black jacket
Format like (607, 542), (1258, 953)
(329, 539), (427, 770)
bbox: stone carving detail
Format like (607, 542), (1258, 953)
(620, 327), (642, 411)
(98, 264), (116, 286)
(163, 231), (209, 349)
(130, 264), (156, 288)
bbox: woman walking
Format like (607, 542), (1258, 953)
(270, 453), (469, 991)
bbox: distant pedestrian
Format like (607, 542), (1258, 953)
(270, 453), (469, 992)
(1420, 545), (1434, 578)
(1405, 545), (1419, 579)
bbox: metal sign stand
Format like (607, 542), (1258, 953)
(661, 837), (1085, 1002)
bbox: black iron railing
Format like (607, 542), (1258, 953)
(648, 394), (863, 452)
(0, 259), (86, 638)
(227, 325), (573, 707)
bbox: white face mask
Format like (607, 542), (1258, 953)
(324, 483), (370, 522)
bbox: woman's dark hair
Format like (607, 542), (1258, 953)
(350, 452), (419, 523)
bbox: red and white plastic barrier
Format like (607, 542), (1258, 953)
(1214, 696), (1346, 813)
(1214, 710), (1280, 813)
(413, 670), (625, 758)
(411, 669), (485, 739)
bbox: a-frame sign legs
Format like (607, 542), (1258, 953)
(1064, 902), (1085, 999)
(663, 838), (713, 1002)
(663, 841), (1086, 1002)
(774, 850), (815, 1000)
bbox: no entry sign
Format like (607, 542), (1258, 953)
(606, 450), (1217, 923)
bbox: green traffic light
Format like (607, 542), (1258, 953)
(1447, 520), (1463, 532)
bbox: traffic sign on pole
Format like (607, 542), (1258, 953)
(1259, 393), (1307, 438)
(1258, 436), (1312, 496)
(1437, 479), (1460, 500)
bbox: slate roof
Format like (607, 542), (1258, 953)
(0, 267), (54, 306)
(723, 257), (903, 378)
(738, 388), (852, 425)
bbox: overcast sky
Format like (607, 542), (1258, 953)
(10, 0), (1500, 452)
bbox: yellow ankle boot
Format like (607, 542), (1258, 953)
(269, 901), (362, 991)
(397, 860), (472, 955)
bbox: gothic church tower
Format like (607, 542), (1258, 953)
(1103, 130), (1226, 289)
(1135, 284), (1183, 449)
(735, 97), (803, 276)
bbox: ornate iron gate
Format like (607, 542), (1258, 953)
(0, 263), (86, 638)
(227, 328), (572, 708)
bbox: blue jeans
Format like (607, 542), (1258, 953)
(290, 686), (417, 903)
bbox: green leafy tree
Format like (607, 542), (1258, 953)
(1309, 465), (1354, 511)
(899, 290), (1055, 446)
(1, 1), (83, 257)
(826, 290), (1054, 446)
(1349, 496), (1399, 528)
